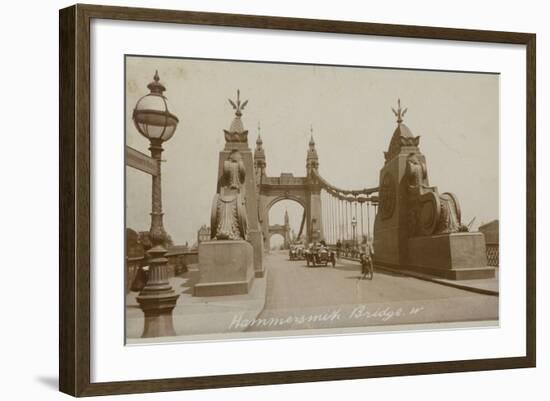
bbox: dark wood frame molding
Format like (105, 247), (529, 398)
(59, 3), (536, 397)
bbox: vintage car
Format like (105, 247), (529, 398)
(289, 244), (305, 260)
(305, 244), (336, 267)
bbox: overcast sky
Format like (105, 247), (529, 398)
(126, 56), (499, 246)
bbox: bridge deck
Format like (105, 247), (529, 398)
(126, 250), (498, 341)
(250, 251), (498, 332)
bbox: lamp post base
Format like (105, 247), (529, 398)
(136, 245), (180, 338)
(137, 291), (179, 338)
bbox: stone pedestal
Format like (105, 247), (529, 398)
(218, 145), (264, 277)
(373, 151), (413, 267)
(407, 232), (495, 280)
(194, 240), (254, 296)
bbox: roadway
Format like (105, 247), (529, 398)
(245, 250), (498, 333)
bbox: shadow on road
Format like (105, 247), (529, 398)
(344, 275), (365, 280)
(373, 268), (407, 277)
(333, 263), (361, 272)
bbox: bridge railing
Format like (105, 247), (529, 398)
(126, 255), (145, 294)
(486, 243), (499, 267)
(126, 247), (198, 293)
(166, 248), (198, 276)
(327, 245), (363, 260)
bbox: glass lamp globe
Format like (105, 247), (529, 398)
(133, 71), (179, 142)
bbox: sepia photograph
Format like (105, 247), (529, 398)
(124, 55), (499, 344)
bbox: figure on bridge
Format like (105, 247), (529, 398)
(405, 152), (467, 236)
(373, 99), (494, 281)
(210, 150), (248, 240)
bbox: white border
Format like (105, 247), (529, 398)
(91, 19), (526, 382)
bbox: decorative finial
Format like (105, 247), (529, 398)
(309, 125), (315, 147)
(224, 89), (249, 142)
(256, 122), (263, 146)
(228, 89), (249, 117)
(147, 70), (166, 94)
(391, 98), (408, 124)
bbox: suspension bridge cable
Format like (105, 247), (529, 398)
(354, 200), (358, 246)
(324, 191), (329, 243)
(329, 193), (333, 244)
(360, 200), (364, 246)
(312, 170), (379, 196)
(297, 208), (306, 241)
(321, 191), (329, 241)
(321, 190), (325, 242)
(343, 200), (346, 242)
(367, 200), (371, 241)
(338, 198), (342, 242)
(346, 200), (351, 241)
(333, 195), (337, 245)
(345, 200), (349, 242)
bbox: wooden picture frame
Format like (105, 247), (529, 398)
(59, 3), (536, 397)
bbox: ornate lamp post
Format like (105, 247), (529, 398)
(351, 216), (357, 254)
(133, 71), (180, 338)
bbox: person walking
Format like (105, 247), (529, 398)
(360, 241), (374, 280)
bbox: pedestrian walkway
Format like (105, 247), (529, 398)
(126, 251), (498, 342)
(340, 255), (499, 296)
(126, 263), (267, 343)
(376, 265), (499, 296)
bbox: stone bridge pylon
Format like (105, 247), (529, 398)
(267, 210), (292, 250)
(206, 89), (376, 283)
(207, 90), (265, 278)
(205, 90), (327, 279)
(254, 127), (324, 250)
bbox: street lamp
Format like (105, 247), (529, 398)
(133, 71), (180, 338)
(351, 216), (357, 255)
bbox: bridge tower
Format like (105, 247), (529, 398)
(267, 209), (291, 249)
(284, 208), (290, 226)
(372, 100), (419, 266)
(213, 90), (264, 277)
(255, 129), (325, 251)
(283, 209), (291, 248)
(373, 99), (494, 280)
(253, 124), (266, 184)
(305, 131), (324, 244)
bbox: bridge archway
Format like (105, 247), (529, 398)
(268, 232), (287, 250)
(268, 224), (290, 249)
(265, 194), (306, 212)
(253, 134), (379, 253)
(262, 196), (307, 251)
(257, 172), (324, 250)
